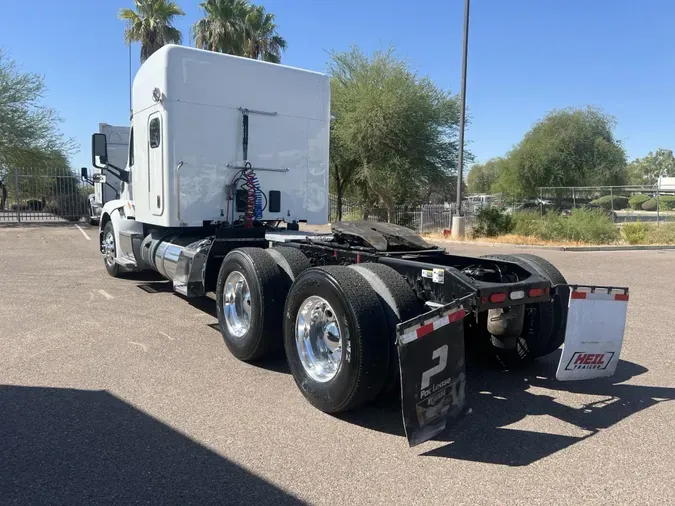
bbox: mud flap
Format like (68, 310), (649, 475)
(556, 285), (629, 381)
(397, 295), (473, 447)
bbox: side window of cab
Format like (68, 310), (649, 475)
(128, 127), (135, 166)
(149, 118), (160, 148)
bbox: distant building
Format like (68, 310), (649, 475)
(657, 177), (675, 193)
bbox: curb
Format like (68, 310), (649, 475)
(433, 239), (675, 252)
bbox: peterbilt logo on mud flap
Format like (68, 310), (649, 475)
(564, 352), (614, 371)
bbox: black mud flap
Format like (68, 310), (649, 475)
(397, 295), (473, 447)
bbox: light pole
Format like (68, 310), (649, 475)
(455, 0), (470, 213)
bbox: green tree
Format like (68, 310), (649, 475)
(495, 106), (627, 197)
(490, 157), (522, 197)
(119, 0), (185, 63)
(0, 50), (75, 210)
(328, 46), (464, 221)
(626, 149), (675, 185)
(467, 158), (504, 194)
(192, 0), (249, 55)
(243, 5), (287, 63)
(328, 113), (359, 221)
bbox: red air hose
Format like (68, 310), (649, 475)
(244, 167), (256, 228)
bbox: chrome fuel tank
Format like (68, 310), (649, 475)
(140, 232), (212, 296)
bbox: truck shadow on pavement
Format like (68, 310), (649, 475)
(183, 294), (292, 374)
(132, 283), (293, 374)
(126, 280), (674, 465)
(0, 385), (304, 505)
(339, 354), (675, 466)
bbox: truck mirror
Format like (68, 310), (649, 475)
(92, 133), (108, 168)
(80, 167), (88, 180)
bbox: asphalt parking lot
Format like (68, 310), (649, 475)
(1, 224), (674, 505)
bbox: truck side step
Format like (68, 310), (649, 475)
(114, 257), (138, 268)
(117, 230), (144, 269)
(172, 238), (213, 298)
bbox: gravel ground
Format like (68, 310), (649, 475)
(1, 224), (674, 505)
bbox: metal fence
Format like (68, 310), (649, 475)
(328, 194), (454, 234)
(461, 193), (524, 225)
(0, 167), (94, 224)
(538, 185), (675, 224)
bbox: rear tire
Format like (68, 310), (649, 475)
(216, 248), (288, 361)
(266, 246), (311, 281)
(284, 266), (389, 413)
(510, 254), (569, 356)
(480, 254), (567, 364)
(349, 263), (422, 398)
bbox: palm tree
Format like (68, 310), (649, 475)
(192, 0), (249, 55)
(243, 5), (287, 63)
(118, 0), (186, 63)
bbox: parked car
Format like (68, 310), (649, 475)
(504, 201), (541, 214)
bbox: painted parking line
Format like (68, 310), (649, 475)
(159, 331), (174, 341)
(75, 225), (91, 241)
(98, 289), (114, 300)
(128, 341), (148, 352)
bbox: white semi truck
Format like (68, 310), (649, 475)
(90, 45), (630, 446)
(82, 123), (130, 225)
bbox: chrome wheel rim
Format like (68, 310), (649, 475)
(103, 231), (115, 266)
(223, 271), (251, 339)
(295, 296), (342, 383)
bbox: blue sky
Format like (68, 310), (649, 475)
(1, 0), (674, 171)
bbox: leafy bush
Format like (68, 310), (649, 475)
(621, 222), (649, 245)
(658, 196), (675, 210)
(484, 208), (675, 245)
(589, 195), (629, 210)
(642, 196), (675, 211)
(619, 222), (675, 245)
(628, 194), (650, 210)
(558, 208), (620, 243)
(647, 222), (675, 244)
(472, 207), (513, 238)
(511, 210), (543, 236)
(509, 208), (619, 244)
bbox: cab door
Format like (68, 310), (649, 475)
(147, 112), (164, 216)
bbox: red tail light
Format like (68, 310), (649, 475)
(489, 292), (507, 303)
(529, 288), (545, 298)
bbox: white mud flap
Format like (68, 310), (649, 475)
(556, 285), (629, 381)
(397, 295), (473, 447)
